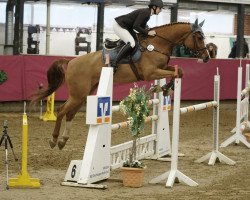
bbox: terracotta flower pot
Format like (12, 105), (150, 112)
(121, 167), (145, 188)
(245, 133), (250, 142)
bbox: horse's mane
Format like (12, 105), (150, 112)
(150, 22), (191, 31)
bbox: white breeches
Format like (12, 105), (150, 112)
(113, 21), (136, 48)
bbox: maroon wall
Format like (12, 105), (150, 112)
(0, 55), (249, 102)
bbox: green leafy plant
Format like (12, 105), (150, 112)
(0, 70), (8, 85)
(120, 83), (151, 168)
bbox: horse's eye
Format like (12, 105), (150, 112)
(197, 36), (203, 41)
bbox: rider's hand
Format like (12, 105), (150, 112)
(148, 30), (156, 36)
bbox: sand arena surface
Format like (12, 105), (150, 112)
(0, 101), (249, 200)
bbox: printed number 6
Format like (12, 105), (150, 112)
(71, 165), (77, 178)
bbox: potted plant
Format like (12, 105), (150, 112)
(119, 83), (151, 187)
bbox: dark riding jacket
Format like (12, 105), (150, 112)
(115, 8), (151, 38)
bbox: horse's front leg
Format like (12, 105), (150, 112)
(145, 68), (175, 96)
(144, 68), (175, 80)
(163, 64), (184, 78)
(146, 65), (183, 96)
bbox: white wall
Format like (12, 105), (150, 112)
(206, 35), (233, 58)
(0, 2), (247, 58)
(0, 25), (4, 54)
(33, 29), (80, 56)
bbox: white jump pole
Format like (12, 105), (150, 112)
(150, 78), (198, 187)
(195, 74), (235, 165)
(220, 64), (250, 148)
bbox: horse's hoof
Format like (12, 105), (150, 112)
(58, 140), (66, 150)
(49, 139), (57, 149)
(162, 80), (175, 96)
(58, 136), (69, 150)
(163, 88), (174, 96)
(149, 85), (162, 93)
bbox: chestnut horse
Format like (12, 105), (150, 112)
(31, 20), (209, 150)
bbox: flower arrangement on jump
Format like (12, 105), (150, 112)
(119, 83), (151, 168)
(0, 70), (7, 85)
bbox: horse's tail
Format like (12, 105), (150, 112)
(30, 58), (69, 105)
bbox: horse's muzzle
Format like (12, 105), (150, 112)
(203, 56), (209, 63)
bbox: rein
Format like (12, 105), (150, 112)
(140, 29), (207, 59)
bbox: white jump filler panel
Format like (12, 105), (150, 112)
(62, 67), (113, 189)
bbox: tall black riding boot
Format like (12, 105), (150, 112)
(111, 43), (133, 73)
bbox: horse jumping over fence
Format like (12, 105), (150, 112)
(31, 20), (210, 150)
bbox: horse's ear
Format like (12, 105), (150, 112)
(191, 18), (199, 31)
(194, 18), (198, 26)
(199, 20), (205, 27)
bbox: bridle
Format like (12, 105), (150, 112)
(141, 30), (208, 59)
(190, 33), (208, 57)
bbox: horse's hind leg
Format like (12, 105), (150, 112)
(49, 98), (82, 149)
(49, 102), (67, 148)
(57, 102), (84, 150)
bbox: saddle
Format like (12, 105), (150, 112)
(102, 38), (143, 80)
(104, 38), (125, 49)
(102, 38), (141, 64)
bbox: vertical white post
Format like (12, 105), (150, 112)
(46, 0), (51, 55)
(78, 68), (113, 185)
(196, 75), (235, 165)
(213, 75), (220, 152)
(150, 79), (198, 187)
(62, 67), (113, 189)
(220, 65), (250, 148)
(244, 64), (249, 125)
(195, 74), (235, 165)
(170, 79), (181, 172)
(236, 67), (243, 143)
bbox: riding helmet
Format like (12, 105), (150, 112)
(148, 0), (164, 8)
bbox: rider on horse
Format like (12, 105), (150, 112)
(111, 0), (164, 72)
